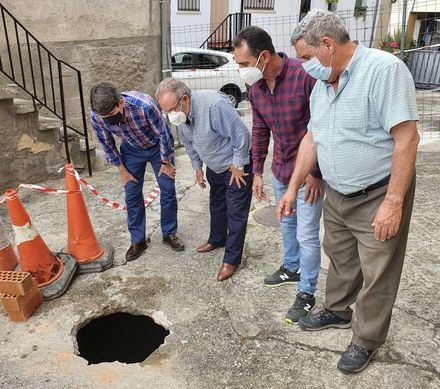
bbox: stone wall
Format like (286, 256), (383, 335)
(1, 0), (165, 106)
(0, 0), (168, 187)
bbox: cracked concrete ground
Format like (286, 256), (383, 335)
(0, 140), (439, 389)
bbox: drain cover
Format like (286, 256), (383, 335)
(253, 205), (280, 227)
(76, 312), (169, 364)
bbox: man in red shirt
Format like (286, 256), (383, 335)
(233, 26), (323, 323)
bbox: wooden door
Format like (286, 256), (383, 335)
(210, 0), (229, 47)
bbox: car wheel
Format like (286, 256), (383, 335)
(221, 86), (241, 108)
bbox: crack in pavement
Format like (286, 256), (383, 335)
(217, 304), (440, 379)
(148, 182), (197, 236)
(268, 335), (440, 378)
(393, 305), (439, 329)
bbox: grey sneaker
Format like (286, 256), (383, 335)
(263, 265), (300, 287)
(298, 308), (352, 331)
(337, 342), (377, 374)
(285, 292), (316, 324)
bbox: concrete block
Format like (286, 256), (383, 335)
(38, 116), (62, 132)
(0, 271), (35, 296)
(13, 98), (42, 115)
(7, 288), (43, 322)
(0, 84), (21, 100)
(0, 285), (42, 312)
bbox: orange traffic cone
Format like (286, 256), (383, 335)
(65, 163), (114, 274)
(5, 189), (77, 299)
(0, 216), (17, 271)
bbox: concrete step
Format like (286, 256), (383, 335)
(0, 84), (21, 100)
(38, 115), (62, 132)
(13, 98), (42, 115)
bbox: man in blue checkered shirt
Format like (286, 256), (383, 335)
(90, 82), (185, 261)
(155, 78), (253, 282)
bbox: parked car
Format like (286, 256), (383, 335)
(171, 47), (247, 107)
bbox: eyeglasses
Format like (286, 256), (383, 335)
(162, 95), (184, 115)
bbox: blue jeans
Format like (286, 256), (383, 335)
(120, 141), (178, 243)
(272, 177), (323, 295)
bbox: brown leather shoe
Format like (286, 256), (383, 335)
(163, 234), (185, 251)
(197, 242), (218, 253)
(216, 262), (238, 281)
(126, 239), (149, 261)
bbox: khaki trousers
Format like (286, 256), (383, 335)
(322, 176), (415, 350)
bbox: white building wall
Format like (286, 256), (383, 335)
(170, 0), (382, 54)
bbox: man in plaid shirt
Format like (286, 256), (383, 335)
(90, 82), (185, 262)
(233, 27), (323, 323)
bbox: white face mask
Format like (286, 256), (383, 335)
(168, 110), (186, 126)
(238, 52), (267, 85)
(167, 97), (187, 126)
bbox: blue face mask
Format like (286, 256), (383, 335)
(302, 48), (333, 81)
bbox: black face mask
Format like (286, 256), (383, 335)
(102, 111), (122, 125)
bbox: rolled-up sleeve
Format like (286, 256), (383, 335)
(90, 113), (122, 166)
(209, 98), (250, 168)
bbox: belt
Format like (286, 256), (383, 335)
(344, 176), (390, 198)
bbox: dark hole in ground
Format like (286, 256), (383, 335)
(76, 312), (169, 365)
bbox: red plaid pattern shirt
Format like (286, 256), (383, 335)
(248, 53), (320, 184)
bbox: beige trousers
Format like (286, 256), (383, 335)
(322, 176), (416, 350)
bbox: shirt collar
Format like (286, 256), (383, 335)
(186, 93), (196, 126)
(343, 41), (364, 76)
(324, 41), (365, 89)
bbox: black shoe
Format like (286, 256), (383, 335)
(163, 234), (185, 251)
(263, 265), (300, 287)
(298, 308), (352, 331)
(125, 239), (149, 261)
(285, 292), (316, 324)
(337, 342), (377, 374)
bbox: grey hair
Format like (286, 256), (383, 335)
(90, 82), (120, 115)
(291, 9), (350, 47)
(155, 77), (192, 101)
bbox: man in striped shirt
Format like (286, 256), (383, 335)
(90, 82), (184, 261)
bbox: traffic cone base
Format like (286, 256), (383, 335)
(40, 253), (77, 300)
(63, 243), (114, 275)
(5, 188), (76, 299)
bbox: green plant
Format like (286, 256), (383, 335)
(379, 28), (417, 62)
(326, 0), (338, 4)
(354, 5), (368, 18)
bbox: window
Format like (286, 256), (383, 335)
(244, 0), (275, 11)
(177, 0), (200, 12)
(355, 0), (368, 7)
(171, 53), (195, 70)
(194, 54), (228, 69)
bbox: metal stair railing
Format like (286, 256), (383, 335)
(0, 3), (92, 176)
(199, 13), (251, 51)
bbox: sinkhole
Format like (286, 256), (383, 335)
(76, 312), (170, 365)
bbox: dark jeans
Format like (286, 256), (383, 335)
(206, 162), (253, 265)
(121, 141), (177, 243)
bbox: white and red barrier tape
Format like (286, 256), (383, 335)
(0, 169), (160, 211)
